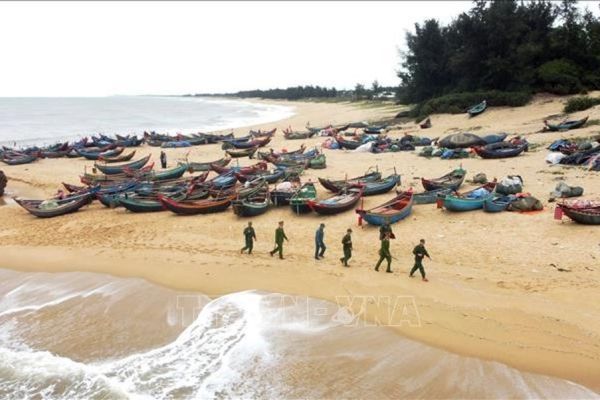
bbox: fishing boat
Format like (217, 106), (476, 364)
(467, 100), (487, 117)
(1, 153), (38, 165)
(473, 142), (528, 159)
(439, 182), (496, 212)
(77, 147), (124, 160)
(135, 163), (189, 181)
(228, 136), (272, 149)
(235, 168), (285, 184)
(80, 163), (155, 185)
(232, 186), (270, 217)
(119, 192), (186, 213)
(421, 168), (466, 191)
(14, 192), (94, 218)
(188, 157), (231, 172)
(94, 154), (151, 175)
(159, 194), (234, 215)
(211, 161), (267, 175)
(335, 135), (362, 150)
(308, 186), (363, 215)
(555, 200), (600, 225)
(356, 191), (414, 226)
(283, 129), (317, 140)
(98, 150), (136, 163)
(544, 116), (588, 132)
(225, 147), (258, 158)
(413, 188), (454, 205)
(318, 170), (382, 193)
(360, 174), (401, 196)
(483, 195), (514, 213)
(249, 128), (277, 137)
(290, 182), (317, 214)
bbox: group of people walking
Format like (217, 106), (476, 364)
(240, 221), (431, 281)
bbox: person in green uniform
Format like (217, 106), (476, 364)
(340, 228), (353, 267)
(410, 239), (430, 281)
(375, 231), (393, 273)
(240, 222), (256, 254)
(379, 221), (394, 240)
(269, 221), (288, 259)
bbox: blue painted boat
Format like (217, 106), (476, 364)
(211, 171), (237, 189)
(356, 191), (413, 226)
(361, 174), (401, 196)
(483, 195), (515, 213)
(440, 182), (496, 212)
(413, 187), (453, 205)
(467, 100), (487, 117)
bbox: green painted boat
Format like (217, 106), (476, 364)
(290, 182), (317, 214)
(308, 153), (326, 169)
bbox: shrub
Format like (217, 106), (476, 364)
(564, 96), (600, 113)
(537, 59), (584, 95)
(409, 90), (532, 120)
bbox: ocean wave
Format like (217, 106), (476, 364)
(0, 270), (597, 399)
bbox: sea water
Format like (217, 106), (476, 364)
(0, 96), (295, 146)
(0, 268), (597, 399)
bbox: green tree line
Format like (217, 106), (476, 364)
(398, 0), (600, 104)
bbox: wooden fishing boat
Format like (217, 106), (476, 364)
(209, 171), (237, 189)
(363, 125), (387, 134)
(235, 168), (284, 184)
(232, 186), (270, 217)
(318, 170), (382, 193)
(119, 192), (185, 213)
(211, 161), (267, 175)
(555, 200), (600, 225)
(473, 142), (528, 159)
(355, 191), (413, 226)
(290, 182), (317, 214)
(135, 163), (188, 181)
(483, 195), (514, 213)
(94, 154), (151, 175)
(250, 128), (277, 137)
(225, 147), (257, 158)
(14, 192), (94, 218)
(308, 186), (363, 215)
(188, 157), (231, 172)
(421, 168), (466, 191)
(77, 147), (124, 160)
(1, 153), (38, 165)
(308, 153), (326, 169)
(229, 136), (272, 149)
(283, 129), (317, 140)
(360, 174), (401, 196)
(98, 150), (136, 163)
(439, 182), (496, 212)
(335, 135), (362, 150)
(257, 145), (307, 160)
(159, 194), (234, 215)
(544, 116), (588, 132)
(80, 163), (154, 185)
(467, 100), (487, 117)
(413, 188), (453, 205)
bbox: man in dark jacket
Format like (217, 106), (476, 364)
(315, 223), (326, 260)
(240, 222), (257, 254)
(269, 221), (288, 259)
(340, 228), (353, 267)
(160, 151), (167, 169)
(410, 239), (431, 281)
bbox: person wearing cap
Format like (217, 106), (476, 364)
(315, 223), (326, 260)
(410, 238), (431, 282)
(379, 221), (394, 241)
(340, 228), (353, 267)
(269, 221), (288, 259)
(375, 231), (393, 273)
(240, 221), (256, 254)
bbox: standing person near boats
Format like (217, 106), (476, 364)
(410, 239), (430, 282)
(160, 151), (167, 169)
(379, 220), (394, 240)
(240, 221), (256, 255)
(375, 231), (393, 273)
(269, 221), (288, 259)
(315, 223), (326, 260)
(340, 228), (353, 267)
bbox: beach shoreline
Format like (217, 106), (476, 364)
(1, 96), (600, 392)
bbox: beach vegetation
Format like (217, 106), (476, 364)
(564, 96), (600, 113)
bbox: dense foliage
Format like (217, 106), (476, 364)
(411, 91), (532, 118)
(398, 0), (600, 103)
(564, 96), (600, 112)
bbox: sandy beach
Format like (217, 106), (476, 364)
(1, 95), (600, 391)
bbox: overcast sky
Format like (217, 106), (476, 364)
(0, 1), (594, 97)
